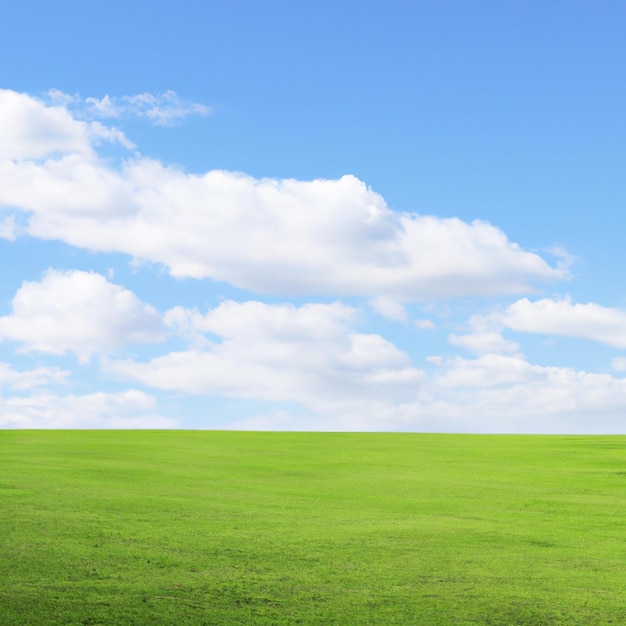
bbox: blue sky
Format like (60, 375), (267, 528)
(1, 1), (626, 431)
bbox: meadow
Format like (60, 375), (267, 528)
(1, 431), (625, 625)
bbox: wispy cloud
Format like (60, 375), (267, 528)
(47, 88), (210, 126)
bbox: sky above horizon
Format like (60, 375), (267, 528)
(1, 1), (626, 432)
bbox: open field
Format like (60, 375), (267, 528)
(1, 431), (625, 625)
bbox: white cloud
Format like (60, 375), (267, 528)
(435, 354), (539, 389)
(0, 89), (93, 160)
(106, 298), (626, 433)
(0, 89), (132, 161)
(0, 389), (176, 428)
(449, 331), (520, 355)
(46, 89), (80, 107)
(0, 269), (163, 363)
(612, 357), (626, 372)
(88, 121), (136, 149)
(370, 297), (408, 321)
(413, 354), (626, 433)
(48, 89), (211, 126)
(546, 245), (577, 271)
(85, 90), (210, 125)
(107, 299), (424, 407)
(5, 164), (566, 299)
(84, 94), (118, 118)
(0, 90), (567, 300)
(450, 296), (626, 354)
(414, 319), (435, 330)
(209, 351), (626, 433)
(0, 362), (69, 390)
(0, 214), (16, 240)
(280, 354), (626, 433)
(499, 297), (626, 348)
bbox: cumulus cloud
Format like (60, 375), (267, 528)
(452, 297), (626, 352)
(0, 89), (94, 160)
(0, 89), (133, 161)
(0, 89), (567, 300)
(500, 297), (626, 348)
(0, 269), (163, 362)
(107, 299), (424, 407)
(103, 298), (626, 434)
(5, 166), (565, 299)
(0, 389), (176, 428)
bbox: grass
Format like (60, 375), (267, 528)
(1, 431), (625, 625)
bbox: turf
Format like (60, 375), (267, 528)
(1, 431), (625, 625)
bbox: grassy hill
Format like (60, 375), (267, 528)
(1, 431), (625, 624)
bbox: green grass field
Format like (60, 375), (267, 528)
(1, 431), (625, 625)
